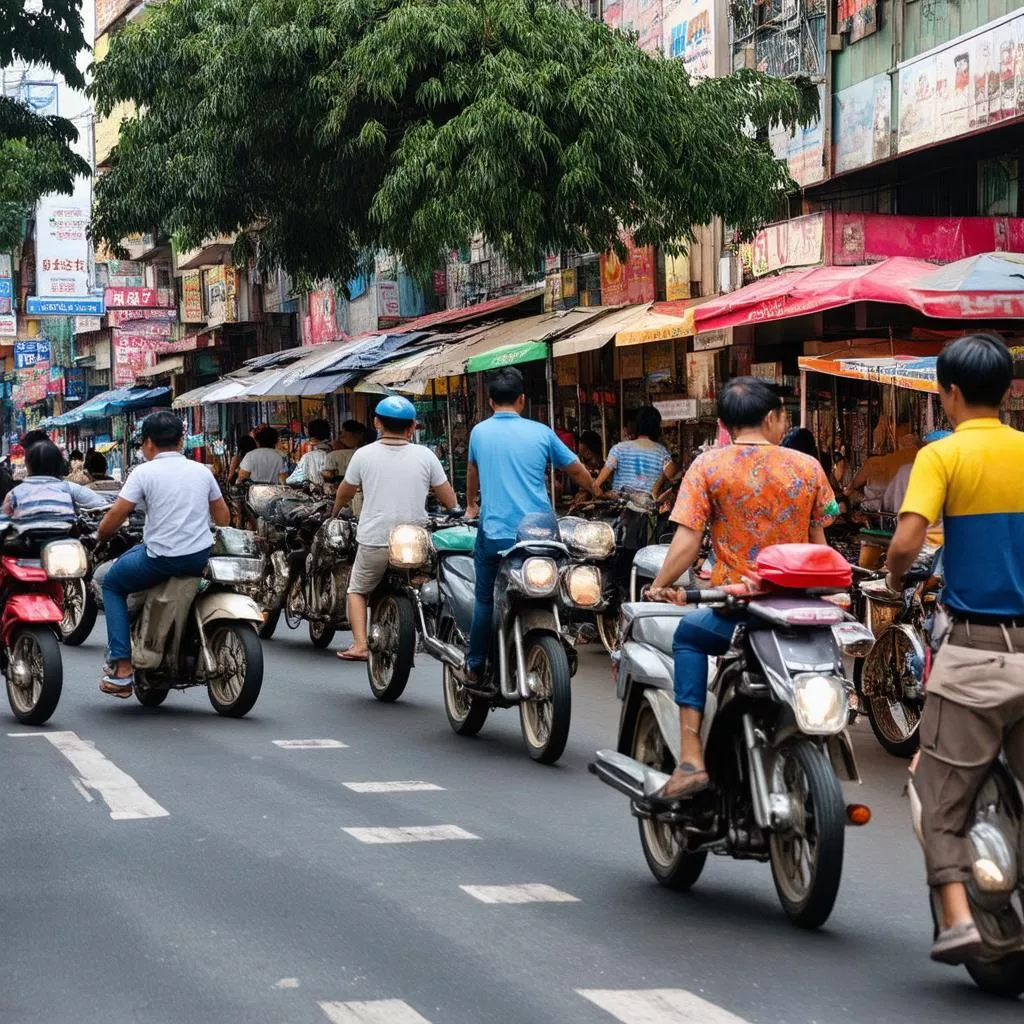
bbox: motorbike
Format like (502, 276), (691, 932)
(909, 758), (1024, 997)
(92, 526), (266, 716)
(589, 542), (873, 929)
(1, 521), (89, 724)
(402, 512), (598, 764)
(557, 507), (618, 651)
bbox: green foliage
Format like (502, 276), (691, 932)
(92, 0), (816, 282)
(0, 0), (90, 252)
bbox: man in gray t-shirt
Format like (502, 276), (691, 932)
(332, 396), (457, 661)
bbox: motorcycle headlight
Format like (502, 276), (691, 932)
(792, 673), (848, 735)
(389, 524), (430, 568)
(565, 565), (602, 608)
(559, 517), (615, 559)
(207, 556), (265, 584)
(969, 821), (1017, 894)
(41, 539), (88, 579)
(522, 556), (558, 596)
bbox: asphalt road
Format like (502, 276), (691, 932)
(0, 620), (1020, 1024)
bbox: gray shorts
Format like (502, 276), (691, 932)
(348, 545), (390, 595)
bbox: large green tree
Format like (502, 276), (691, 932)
(91, 0), (816, 283)
(0, 0), (91, 251)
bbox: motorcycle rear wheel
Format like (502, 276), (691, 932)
(134, 671), (169, 707)
(206, 622), (264, 718)
(442, 663), (489, 736)
(967, 953), (1024, 998)
(308, 619), (335, 649)
(632, 702), (707, 890)
(367, 594), (415, 702)
(6, 626), (62, 726)
(855, 645), (922, 758)
(768, 741), (845, 930)
(519, 635), (571, 765)
(60, 579), (98, 647)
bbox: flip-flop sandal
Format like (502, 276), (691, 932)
(649, 764), (710, 806)
(100, 675), (134, 699)
(336, 649), (369, 662)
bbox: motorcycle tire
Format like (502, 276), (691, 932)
(60, 579), (98, 647)
(206, 622), (264, 718)
(768, 741), (846, 930)
(596, 609), (623, 655)
(966, 953), (1024, 998)
(442, 663), (489, 737)
(367, 594), (415, 703)
(6, 626), (63, 726)
(519, 635), (571, 765)
(854, 657), (921, 758)
(258, 607), (281, 640)
(308, 619), (335, 649)
(134, 671), (169, 707)
(632, 703), (706, 890)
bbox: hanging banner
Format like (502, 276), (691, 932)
(600, 236), (656, 306)
(304, 286), (340, 345)
(113, 332), (158, 386)
(34, 179), (91, 300)
(182, 271), (204, 321)
(46, 365), (64, 395)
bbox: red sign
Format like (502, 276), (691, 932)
(104, 287), (176, 309)
(600, 236), (656, 306)
(107, 307), (178, 326)
(155, 334), (202, 354)
(304, 288), (341, 346)
(432, 270), (447, 297)
(113, 332), (160, 385)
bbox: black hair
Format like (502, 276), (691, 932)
(237, 435), (258, 456)
(781, 427), (819, 461)
(936, 333), (1013, 408)
(718, 377), (784, 431)
(68, 450), (83, 461)
(378, 415), (412, 434)
(257, 427), (279, 448)
(140, 410), (184, 448)
(487, 366), (525, 405)
(633, 405), (663, 443)
(21, 429), (48, 451)
(307, 419), (331, 442)
(579, 430), (602, 455)
(341, 419), (366, 436)
(27, 440), (65, 477)
(84, 450), (108, 475)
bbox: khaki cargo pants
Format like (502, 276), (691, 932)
(915, 624), (1024, 888)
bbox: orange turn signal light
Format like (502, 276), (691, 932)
(846, 803), (871, 826)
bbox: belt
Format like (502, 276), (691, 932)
(949, 619), (1024, 655)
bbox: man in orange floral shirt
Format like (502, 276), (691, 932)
(649, 377), (836, 799)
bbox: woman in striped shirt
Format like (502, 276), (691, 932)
(595, 406), (678, 497)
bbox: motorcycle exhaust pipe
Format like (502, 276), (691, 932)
(421, 635), (465, 671)
(588, 750), (669, 802)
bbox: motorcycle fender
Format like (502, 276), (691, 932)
(642, 687), (681, 761)
(617, 640), (673, 697)
(195, 591), (265, 627)
(1, 593), (62, 642)
(826, 729), (861, 784)
(517, 607), (558, 637)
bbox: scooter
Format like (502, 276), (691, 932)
(590, 543), (873, 929)
(93, 527), (265, 716)
(1, 521), (88, 724)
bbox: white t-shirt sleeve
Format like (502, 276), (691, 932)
(119, 468), (145, 506)
(239, 451), (257, 474)
(207, 469), (223, 501)
(426, 450), (447, 488)
(343, 449), (364, 487)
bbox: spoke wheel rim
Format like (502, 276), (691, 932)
(634, 706), (680, 868)
(770, 750), (818, 904)
(368, 598), (399, 689)
(443, 665), (472, 722)
(869, 632), (921, 743)
(8, 633), (43, 714)
(520, 645), (554, 748)
(207, 628), (246, 706)
(61, 580), (86, 635)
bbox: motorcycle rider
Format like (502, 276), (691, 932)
(884, 332), (1024, 965)
(0, 440), (110, 521)
(463, 366), (602, 693)
(648, 377), (835, 799)
(331, 396), (457, 662)
(286, 419), (333, 488)
(95, 411), (231, 698)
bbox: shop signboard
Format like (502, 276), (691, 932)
(665, 250), (690, 301)
(0, 276), (11, 315)
(182, 271), (204, 321)
(630, 0), (663, 56)
(155, 334), (201, 354)
(26, 296), (104, 315)
(544, 272), (562, 312)
(107, 307), (177, 326)
(14, 340), (51, 370)
(742, 213), (824, 279)
(432, 270), (447, 296)
(304, 286), (340, 346)
(834, 74), (892, 174)
(113, 332), (158, 386)
(897, 10), (1024, 155)
(769, 84), (826, 188)
(0, 313), (15, 337)
(104, 286), (176, 309)
(654, 396), (699, 422)
(34, 180), (91, 302)
(663, 0), (714, 78)
(74, 316), (103, 333)
(17, 368), (48, 404)
(560, 268), (577, 303)
(600, 237), (656, 306)
(751, 361), (783, 384)
(204, 267), (237, 328)
(46, 365), (64, 395)
(837, 0), (876, 42)
(694, 326), (733, 351)
(64, 368), (86, 402)
(377, 279), (401, 320)
(685, 350), (716, 400)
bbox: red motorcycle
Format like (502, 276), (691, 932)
(0, 522), (88, 725)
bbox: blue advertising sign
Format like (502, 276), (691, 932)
(14, 340), (51, 370)
(64, 367), (86, 401)
(0, 279), (12, 298)
(25, 296), (105, 316)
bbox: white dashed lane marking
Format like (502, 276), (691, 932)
(460, 883), (579, 904)
(10, 730), (169, 821)
(342, 781), (445, 793)
(341, 825), (480, 844)
(272, 739), (348, 749)
(319, 999), (433, 1023)
(578, 988), (751, 1023)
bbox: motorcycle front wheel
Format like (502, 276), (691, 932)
(308, 619), (335, 649)
(967, 953), (1024, 998)
(206, 622), (264, 718)
(519, 635), (571, 765)
(6, 626), (62, 726)
(632, 702), (706, 889)
(855, 641), (922, 758)
(60, 578), (98, 647)
(442, 663), (489, 736)
(768, 741), (846, 929)
(596, 610), (623, 654)
(367, 594), (415, 702)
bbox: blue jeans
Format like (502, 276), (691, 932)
(467, 533), (514, 676)
(672, 607), (744, 711)
(103, 545), (211, 662)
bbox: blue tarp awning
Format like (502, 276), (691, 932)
(48, 386), (172, 426)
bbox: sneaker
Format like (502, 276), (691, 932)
(931, 920), (984, 965)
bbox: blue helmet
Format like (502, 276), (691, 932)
(375, 395), (417, 421)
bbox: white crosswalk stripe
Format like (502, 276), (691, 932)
(578, 988), (751, 1023)
(460, 883), (579, 904)
(273, 739), (348, 748)
(342, 825), (480, 844)
(319, 999), (432, 1023)
(9, 730), (169, 821)
(342, 781), (445, 793)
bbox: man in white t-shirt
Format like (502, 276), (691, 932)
(332, 396), (457, 661)
(95, 411), (231, 698)
(236, 426), (287, 484)
(286, 419), (333, 488)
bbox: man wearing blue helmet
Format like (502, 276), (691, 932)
(332, 395), (458, 660)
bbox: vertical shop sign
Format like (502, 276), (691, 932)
(685, 350), (716, 400)
(35, 178), (91, 298)
(377, 279), (401, 320)
(64, 368), (86, 401)
(664, 249), (691, 301)
(304, 286), (340, 346)
(113, 332), (158, 385)
(204, 267), (237, 327)
(182, 271), (204, 321)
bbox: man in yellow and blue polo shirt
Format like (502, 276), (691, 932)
(886, 333), (1024, 967)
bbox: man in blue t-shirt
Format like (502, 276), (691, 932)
(464, 366), (600, 692)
